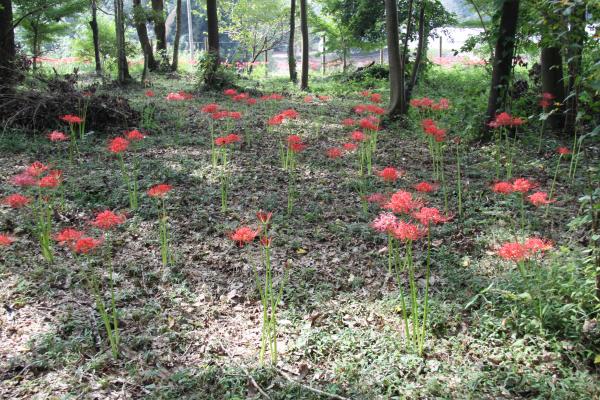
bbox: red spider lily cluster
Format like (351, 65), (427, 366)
(215, 133), (242, 146)
(354, 104), (385, 116)
(59, 114), (84, 124)
(166, 91), (193, 101)
(377, 167), (404, 183)
(359, 90), (382, 104)
(498, 238), (553, 262)
(54, 227), (103, 255)
(2, 193), (30, 208)
(145, 89), (155, 97)
(147, 184), (173, 198)
(489, 112), (524, 128)
(287, 135), (307, 153)
(414, 181), (438, 193)
(260, 93), (284, 101)
(410, 97), (450, 111)
(268, 108), (299, 126)
(0, 233), (15, 246)
(421, 119), (447, 142)
(492, 178), (536, 195)
(12, 161), (63, 189)
(125, 129), (145, 141)
(48, 130), (69, 142)
(92, 210), (127, 230)
(527, 191), (553, 207)
(108, 137), (130, 154)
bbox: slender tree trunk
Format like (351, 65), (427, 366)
(186, 0), (194, 59)
(171, 0), (182, 71)
(401, 0), (414, 59)
(133, 0), (157, 71)
(485, 0), (520, 135)
(152, 0), (168, 63)
(32, 24), (38, 70)
(540, 47), (565, 130)
(299, 0), (309, 90)
(206, 0), (219, 60)
(90, 0), (102, 74)
(564, 3), (585, 136)
(406, 2), (426, 103)
(288, 0), (297, 82)
(0, 0), (15, 85)
(114, 0), (131, 83)
(343, 47), (347, 72)
(385, 0), (406, 116)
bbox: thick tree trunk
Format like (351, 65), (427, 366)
(133, 0), (157, 71)
(564, 3), (585, 136)
(288, 0), (297, 83)
(152, 0), (168, 62)
(0, 0), (15, 85)
(114, 0), (131, 83)
(171, 0), (182, 71)
(485, 0), (519, 135)
(299, 0), (309, 90)
(206, 0), (219, 60)
(540, 47), (565, 130)
(385, 0), (406, 116)
(90, 0), (102, 74)
(406, 2), (426, 103)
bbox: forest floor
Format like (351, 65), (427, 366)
(0, 68), (599, 399)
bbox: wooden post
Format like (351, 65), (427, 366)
(204, 36), (209, 53)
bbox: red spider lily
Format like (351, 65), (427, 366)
(557, 147), (571, 155)
(145, 89), (155, 97)
(364, 105), (385, 115)
(230, 226), (260, 247)
(178, 91), (193, 100)
(326, 148), (343, 159)
(256, 211), (273, 224)
(489, 112), (523, 128)
(261, 93), (283, 101)
(343, 142), (358, 151)
(73, 237), (103, 254)
(147, 184), (173, 198)
(318, 95), (331, 101)
(421, 119), (436, 130)
(0, 234), (15, 246)
(359, 118), (379, 131)
(384, 190), (422, 214)
(412, 207), (452, 226)
(225, 133), (242, 144)
(108, 137), (129, 154)
(498, 242), (528, 262)
(287, 135), (302, 145)
(377, 167), (403, 182)
(290, 142), (307, 153)
(342, 118), (355, 127)
(435, 98), (450, 110)
(215, 136), (228, 146)
(268, 115), (284, 126)
(224, 88), (238, 96)
(54, 228), (84, 245)
(351, 130), (367, 142)
(38, 175), (60, 188)
(246, 98), (257, 106)
(512, 178), (535, 193)
(11, 173), (37, 187)
(232, 93), (248, 102)
(2, 194), (30, 208)
(360, 90), (371, 97)
(391, 221), (425, 242)
(354, 104), (367, 114)
(92, 210), (126, 230)
(539, 92), (555, 108)
(366, 192), (388, 205)
(304, 95), (313, 103)
(371, 212), (398, 233)
(125, 129), (145, 141)
(48, 130), (68, 142)
(26, 161), (49, 177)
(228, 111), (242, 120)
(370, 93), (382, 103)
(281, 109), (299, 119)
(166, 92), (186, 101)
(60, 114), (83, 124)
(414, 182), (438, 193)
(211, 111), (229, 120)
(492, 181), (514, 194)
(527, 191), (553, 206)
(410, 97), (434, 109)
(524, 237), (553, 254)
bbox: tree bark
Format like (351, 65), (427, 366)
(114, 0), (131, 83)
(485, 0), (519, 135)
(385, 0), (406, 116)
(564, 3), (585, 136)
(540, 47), (565, 130)
(133, 0), (157, 71)
(299, 0), (309, 90)
(152, 0), (168, 62)
(0, 0), (16, 85)
(288, 0), (297, 82)
(206, 0), (219, 60)
(171, 0), (182, 71)
(90, 0), (102, 74)
(406, 2), (426, 103)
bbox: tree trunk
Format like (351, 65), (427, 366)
(133, 0), (157, 71)
(288, 0), (297, 82)
(540, 47), (565, 130)
(385, 0), (406, 116)
(90, 0), (102, 74)
(114, 0), (131, 83)
(406, 2), (426, 103)
(485, 0), (519, 135)
(32, 23), (38, 70)
(171, 0), (182, 71)
(206, 0), (219, 60)
(0, 0), (15, 85)
(564, 3), (585, 136)
(186, 0), (194, 60)
(299, 0), (309, 90)
(152, 0), (168, 62)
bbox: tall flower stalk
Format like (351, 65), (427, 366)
(60, 114), (83, 162)
(148, 184), (174, 266)
(31, 163), (62, 262)
(285, 135), (306, 216)
(108, 137), (139, 210)
(215, 133), (241, 212)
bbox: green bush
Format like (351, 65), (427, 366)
(71, 16), (136, 64)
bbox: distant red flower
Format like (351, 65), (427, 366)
(360, 90), (371, 97)
(54, 228), (84, 245)
(366, 192), (387, 205)
(377, 167), (402, 182)
(364, 105), (385, 115)
(512, 178), (535, 193)
(557, 147), (571, 155)
(2, 194), (30, 208)
(384, 190), (422, 214)
(492, 181), (514, 194)
(108, 137), (129, 154)
(524, 237), (553, 254)
(11, 173), (37, 187)
(359, 118), (378, 131)
(318, 95), (331, 101)
(256, 210), (273, 224)
(125, 129), (145, 141)
(228, 111), (242, 120)
(268, 115), (284, 126)
(370, 93), (381, 103)
(527, 191), (553, 207)
(26, 161), (49, 177)
(211, 111), (229, 120)
(145, 89), (155, 97)
(287, 135), (302, 145)
(371, 212), (398, 233)
(230, 226), (259, 247)
(232, 93), (248, 102)
(38, 174), (60, 188)
(60, 114), (83, 124)
(354, 104), (367, 114)
(412, 207), (451, 226)
(391, 221), (424, 242)
(290, 142), (307, 153)
(147, 184), (173, 198)
(246, 98), (257, 105)
(490, 112), (523, 128)
(73, 237), (103, 254)
(92, 210), (126, 230)
(343, 142), (357, 151)
(48, 130), (68, 142)
(225, 133), (241, 144)
(224, 88), (237, 96)
(215, 136), (228, 146)
(166, 92), (186, 101)
(304, 95), (313, 103)
(351, 131), (367, 142)
(281, 109), (299, 119)
(326, 148), (343, 159)
(498, 242), (527, 262)
(342, 118), (355, 127)
(0, 234), (14, 246)
(539, 92), (555, 108)
(414, 181), (437, 193)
